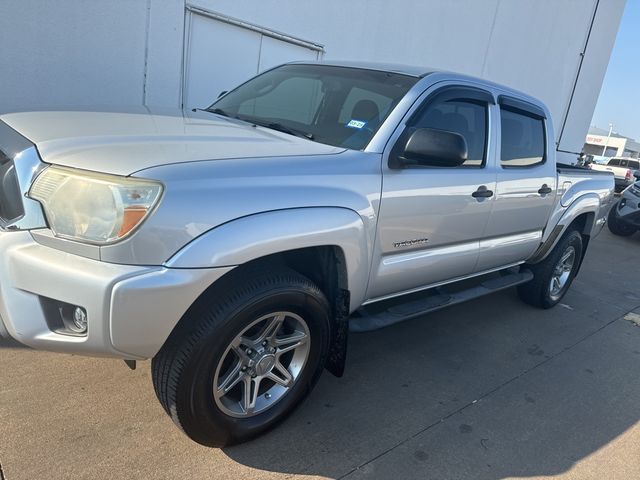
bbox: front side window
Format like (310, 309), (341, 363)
(210, 64), (418, 150)
(500, 107), (545, 167)
(409, 99), (488, 167)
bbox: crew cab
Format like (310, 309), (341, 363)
(0, 62), (614, 447)
(590, 157), (640, 191)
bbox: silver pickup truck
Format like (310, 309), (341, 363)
(0, 62), (614, 446)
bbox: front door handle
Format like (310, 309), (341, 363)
(538, 184), (553, 195)
(472, 185), (494, 199)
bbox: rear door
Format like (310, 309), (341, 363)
(476, 96), (556, 271)
(367, 84), (497, 301)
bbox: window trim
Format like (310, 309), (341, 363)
(497, 95), (546, 119)
(498, 102), (547, 170)
(391, 86), (493, 169)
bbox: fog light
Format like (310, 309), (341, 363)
(72, 307), (88, 333)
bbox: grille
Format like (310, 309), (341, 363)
(0, 150), (24, 224)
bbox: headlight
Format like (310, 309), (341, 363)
(28, 166), (163, 244)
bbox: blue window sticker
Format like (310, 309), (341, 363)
(347, 119), (367, 129)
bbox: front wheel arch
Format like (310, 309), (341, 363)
(151, 267), (332, 447)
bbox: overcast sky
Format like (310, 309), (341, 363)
(591, 1), (639, 139)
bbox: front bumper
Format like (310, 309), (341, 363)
(0, 231), (233, 359)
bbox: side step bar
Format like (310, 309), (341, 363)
(349, 270), (534, 333)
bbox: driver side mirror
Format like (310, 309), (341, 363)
(391, 127), (468, 169)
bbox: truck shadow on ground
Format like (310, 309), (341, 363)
(221, 281), (640, 479)
(0, 336), (28, 349)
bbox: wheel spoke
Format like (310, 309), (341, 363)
(266, 361), (293, 387)
(216, 361), (243, 397)
(256, 314), (285, 344)
(560, 249), (573, 264)
(552, 276), (561, 292)
(241, 376), (261, 414)
(275, 331), (308, 355)
(230, 336), (252, 362)
(275, 361), (293, 384)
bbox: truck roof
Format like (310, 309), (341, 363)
(289, 60), (434, 78)
(287, 61), (545, 109)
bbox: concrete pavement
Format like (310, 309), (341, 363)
(1, 228), (640, 480)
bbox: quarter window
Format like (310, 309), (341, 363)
(410, 99), (488, 167)
(500, 107), (545, 167)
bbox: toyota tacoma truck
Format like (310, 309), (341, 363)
(0, 62), (614, 447)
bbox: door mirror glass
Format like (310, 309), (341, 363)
(397, 127), (468, 168)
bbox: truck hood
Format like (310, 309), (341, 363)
(0, 107), (344, 176)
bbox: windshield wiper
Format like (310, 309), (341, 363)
(202, 107), (231, 117)
(198, 109), (314, 140)
(251, 120), (314, 140)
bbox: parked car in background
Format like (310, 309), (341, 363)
(590, 157), (640, 191)
(608, 181), (640, 236)
(0, 62), (615, 447)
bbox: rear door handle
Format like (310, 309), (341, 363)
(538, 184), (553, 195)
(472, 185), (494, 199)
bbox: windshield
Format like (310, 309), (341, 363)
(209, 64), (418, 150)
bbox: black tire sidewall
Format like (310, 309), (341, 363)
(176, 285), (330, 447)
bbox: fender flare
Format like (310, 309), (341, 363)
(529, 193), (601, 264)
(166, 207), (372, 310)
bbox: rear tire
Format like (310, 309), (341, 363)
(607, 203), (637, 237)
(151, 268), (331, 447)
(517, 229), (583, 309)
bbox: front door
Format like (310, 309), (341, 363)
(367, 85), (498, 301)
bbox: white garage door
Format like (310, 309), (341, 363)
(183, 7), (323, 109)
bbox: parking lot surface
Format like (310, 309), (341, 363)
(2, 228), (640, 480)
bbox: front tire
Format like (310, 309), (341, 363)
(607, 203), (637, 236)
(518, 229), (583, 309)
(152, 268), (331, 447)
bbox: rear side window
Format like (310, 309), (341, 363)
(411, 99), (488, 167)
(620, 159), (629, 168)
(500, 107), (545, 167)
(608, 158), (621, 166)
